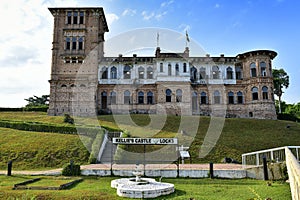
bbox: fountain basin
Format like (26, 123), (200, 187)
(111, 178), (175, 198)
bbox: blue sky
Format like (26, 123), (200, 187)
(0, 0), (299, 107)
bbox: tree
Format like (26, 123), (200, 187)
(272, 68), (289, 113)
(24, 95), (49, 107)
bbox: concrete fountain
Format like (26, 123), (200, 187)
(111, 164), (175, 198)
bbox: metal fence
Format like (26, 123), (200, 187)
(242, 146), (300, 167)
(285, 147), (300, 200)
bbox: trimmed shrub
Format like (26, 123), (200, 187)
(62, 163), (81, 176)
(277, 113), (299, 122)
(64, 114), (74, 124)
(0, 107), (23, 112)
(23, 105), (48, 112)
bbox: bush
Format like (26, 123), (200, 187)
(23, 105), (48, 112)
(64, 114), (74, 124)
(277, 113), (299, 122)
(62, 162), (81, 176)
(0, 107), (23, 112)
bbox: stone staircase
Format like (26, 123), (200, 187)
(98, 132), (121, 164)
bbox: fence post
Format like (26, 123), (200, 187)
(7, 160), (12, 176)
(262, 156), (269, 181)
(209, 162), (214, 178)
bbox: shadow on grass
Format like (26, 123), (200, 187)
(155, 189), (187, 199)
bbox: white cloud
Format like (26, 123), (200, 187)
(142, 11), (155, 20)
(122, 9), (136, 16)
(106, 13), (119, 26)
(155, 11), (167, 20)
(142, 11), (168, 21)
(0, 0), (85, 107)
(161, 0), (174, 8)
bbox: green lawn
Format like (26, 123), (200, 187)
(0, 112), (300, 169)
(0, 128), (92, 170)
(0, 175), (291, 200)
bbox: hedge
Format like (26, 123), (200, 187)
(62, 163), (81, 176)
(277, 113), (300, 122)
(0, 120), (102, 137)
(0, 106), (48, 112)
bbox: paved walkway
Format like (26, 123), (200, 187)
(0, 163), (244, 176)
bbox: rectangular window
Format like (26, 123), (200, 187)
(147, 96), (153, 104)
(66, 37), (71, 50)
(237, 96), (243, 104)
(138, 96), (144, 104)
(110, 96), (116, 105)
(73, 12), (78, 24)
(72, 37), (77, 50)
(79, 12), (84, 24)
(183, 63), (187, 72)
(67, 12), (72, 24)
(160, 63), (163, 72)
(78, 37), (83, 50)
(228, 96), (234, 104)
(168, 64), (171, 76)
(201, 96), (207, 104)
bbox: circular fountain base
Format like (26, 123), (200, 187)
(111, 178), (175, 198)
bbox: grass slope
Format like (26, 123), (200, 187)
(0, 128), (92, 170)
(0, 112), (299, 168)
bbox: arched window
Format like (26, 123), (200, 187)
(235, 66), (242, 80)
(226, 67), (233, 79)
(190, 66), (197, 81)
(61, 84), (67, 88)
(110, 91), (116, 105)
(101, 67), (108, 79)
(70, 84), (76, 88)
(228, 91), (234, 104)
(200, 67), (206, 79)
(80, 84), (86, 87)
(168, 63), (172, 76)
(124, 90), (131, 104)
(252, 87), (258, 100)
(138, 67), (144, 79)
(147, 91), (154, 104)
(212, 66), (219, 79)
(101, 91), (107, 109)
(138, 91), (144, 104)
(192, 92), (198, 111)
(250, 62), (257, 77)
(175, 63), (179, 76)
(123, 65), (131, 79)
(237, 91), (243, 104)
(214, 90), (221, 104)
(111, 66), (117, 79)
(183, 63), (187, 72)
(176, 89), (182, 102)
(160, 63), (163, 72)
(166, 89), (172, 102)
(262, 86), (268, 100)
(147, 67), (153, 79)
(260, 62), (266, 77)
(201, 92), (207, 104)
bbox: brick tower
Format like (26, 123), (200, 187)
(48, 7), (108, 116)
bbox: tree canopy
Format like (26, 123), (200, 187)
(272, 68), (289, 113)
(24, 95), (49, 107)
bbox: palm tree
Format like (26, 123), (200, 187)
(272, 68), (289, 113)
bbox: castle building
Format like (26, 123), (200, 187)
(48, 7), (277, 119)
